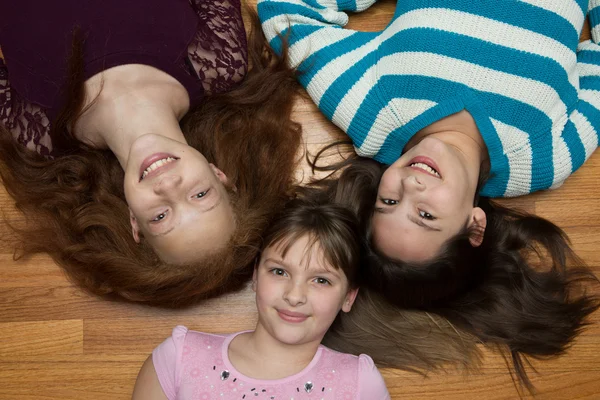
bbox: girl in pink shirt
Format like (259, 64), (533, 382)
(132, 198), (391, 399)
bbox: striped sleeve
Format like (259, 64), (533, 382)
(258, 0), (386, 154)
(559, 2), (600, 186)
(591, 0), (600, 41)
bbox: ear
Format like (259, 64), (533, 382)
(468, 207), (487, 247)
(129, 209), (141, 243)
(251, 267), (258, 292)
(209, 163), (229, 185)
(341, 287), (359, 313)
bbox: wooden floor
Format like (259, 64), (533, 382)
(1, 2), (599, 399)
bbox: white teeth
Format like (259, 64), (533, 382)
(141, 157), (176, 179)
(410, 162), (440, 177)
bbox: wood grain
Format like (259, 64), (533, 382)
(0, 3), (598, 399)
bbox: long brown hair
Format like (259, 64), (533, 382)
(308, 150), (599, 391)
(0, 14), (302, 307)
(296, 161), (482, 373)
(264, 188), (482, 372)
(323, 288), (481, 373)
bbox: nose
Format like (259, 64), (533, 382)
(283, 281), (307, 307)
(402, 175), (425, 192)
(153, 174), (183, 195)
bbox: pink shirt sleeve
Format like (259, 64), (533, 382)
(358, 354), (391, 399)
(152, 325), (188, 400)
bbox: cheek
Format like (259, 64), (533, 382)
(124, 187), (147, 213)
(378, 169), (400, 193)
(255, 281), (278, 308)
(430, 186), (463, 211)
(312, 291), (344, 321)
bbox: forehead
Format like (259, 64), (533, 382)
(262, 235), (337, 272)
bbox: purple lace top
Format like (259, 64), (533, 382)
(0, 0), (247, 157)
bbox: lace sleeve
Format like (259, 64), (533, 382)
(187, 0), (248, 95)
(0, 59), (54, 157)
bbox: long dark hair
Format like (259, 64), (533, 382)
(266, 191), (484, 372)
(0, 13), (303, 307)
(308, 149), (600, 391)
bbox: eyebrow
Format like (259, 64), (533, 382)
(151, 196), (223, 237)
(408, 214), (442, 232)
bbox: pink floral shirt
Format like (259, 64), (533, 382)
(152, 326), (391, 400)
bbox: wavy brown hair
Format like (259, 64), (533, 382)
(0, 14), (302, 307)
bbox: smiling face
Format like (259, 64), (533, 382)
(124, 134), (235, 264)
(372, 136), (486, 262)
(253, 235), (358, 347)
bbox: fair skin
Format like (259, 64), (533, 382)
(373, 110), (488, 262)
(73, 64), (235, 264)
(131, 235), (359, 398)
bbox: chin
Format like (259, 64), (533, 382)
(274, 332), (308, 345)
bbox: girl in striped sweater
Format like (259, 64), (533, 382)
(259, 0), (600, 388)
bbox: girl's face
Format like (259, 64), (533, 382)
(123, 134), (236, 264)
(372, 136), (485, 262)
(253, 235), (359, 347)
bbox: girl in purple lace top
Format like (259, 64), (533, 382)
(0, 2), (303, 306)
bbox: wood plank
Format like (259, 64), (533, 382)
(0, 320), (83, 359)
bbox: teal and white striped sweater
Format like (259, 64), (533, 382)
(258, 0), (600, 197)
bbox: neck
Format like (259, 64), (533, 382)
(233, 324), (321, 379)
(408, 110), (489, 170)
(73, 64), (190, 168)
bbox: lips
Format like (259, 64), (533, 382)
(277, 309), (308, 323)
(408, 156), (441, 178)
(139, 153), (179, 181)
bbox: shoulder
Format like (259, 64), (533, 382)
(319, 344), (360, 365)
(357, 353), (378, 374)
(357, 354), (390, 400)
(318, 347), (390, 399)
(178, 327), (228, 349)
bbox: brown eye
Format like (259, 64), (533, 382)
(192, 189), (209, 199)
(381, 198), (398, 205)
(419, 210), (435, 220)
(270, 268), (287, 277)
(152, 210), (168, 222)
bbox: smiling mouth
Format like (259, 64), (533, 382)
(410, 162), (440, 177)
(277, 309), (308, 323)
(139, 156), (179, 181)
(408, 156), (441, 178)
